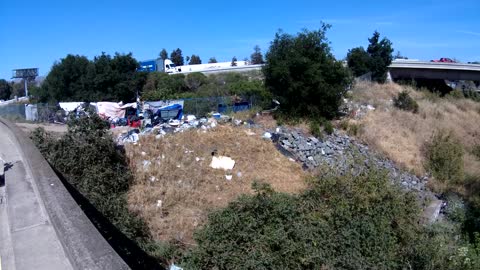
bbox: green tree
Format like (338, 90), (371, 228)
(189, 55), (202, 65)
(159, 48), (168, 60)
(208, 57), (217, 63)
(263, 26), (351, 119)
(250, 45), (265, 64)
(170, 48), (184, 66)
(39, 52), (144, 103)
(0, 79), (12, 100)
(231, 56), (237, 66)
(346, 47), (371, 77)
(367, 31), (394, 83)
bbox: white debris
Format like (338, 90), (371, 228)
(210, 156), (236, 171)
(236, 171), (242, 178)
(245, 129), (256, 136)
(262, 132), (272, 139)
(141, 151), (147, 157)
(186, 115), (197, 122)
(196, 157), (201, 162)
(150, 176), (157, 182)
(225, 175), (233, 181)
(156, 200), (163, 208)
(142, 160), (152, 170)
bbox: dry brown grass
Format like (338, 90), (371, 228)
(125, 125), (307, 244)
(352, 82), (480, 177)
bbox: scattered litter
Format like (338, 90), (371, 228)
(168, 119), (181, 127)
(210, 156), (236, 171)
(289, 158), (295, 162)
(236, 171), (242, 178)
(141, 151), (147, 156)
(245, 129), (256, 136)
(162, 154), (165, 159)
(212, 113), (221, 119)
(50, 183), (54, 186)
(225, 175), (233, 181)
(150, 176), (157, 182)
(262, 132), (272, 139)
(176, 164), (181, 168)
(233, 119), (243, 126)
(156, 200), (163, 208)
(169, 264), (183, 270)
(185, 115), (196, 122)
(195, 157), (201, 162)
(142, 160), (151, 170)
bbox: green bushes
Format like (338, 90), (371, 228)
(31, 114), (166, 266)
(181, 168), (452, 269)
(394, 90), (419, 113)
(425, 130), (464, 183)
(263, 26), (351, 119)
(309, 118), (334, 138)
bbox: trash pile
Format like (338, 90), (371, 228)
(339, 98), (376, 119)
(116, 112), (259, 145)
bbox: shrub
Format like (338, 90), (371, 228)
(181, 167), (452, 269)
(309, 120), (322, 138)
(472, 144), (480, 161)
(324, 120), (334, 135)
(393, 90), (419, 113)
(31, 114), (165, 266)
(263, 25), (351, 119)
(425, 130), (464, 183)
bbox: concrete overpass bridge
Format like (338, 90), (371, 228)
(388, 61), (480, 81)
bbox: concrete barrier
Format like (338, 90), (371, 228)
(0, 118), (129, 270)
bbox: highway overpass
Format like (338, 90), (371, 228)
(177, 60), (480, 83)
(388, 61), (480, 81)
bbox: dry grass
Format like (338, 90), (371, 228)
(126, 125), (307, 244)
(352, 81), (480, 177)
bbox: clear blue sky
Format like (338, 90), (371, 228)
(1, 0), (479, 80)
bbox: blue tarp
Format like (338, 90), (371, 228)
(154, 103), (183, 120)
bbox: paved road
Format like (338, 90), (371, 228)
(0, 122), (74, 270)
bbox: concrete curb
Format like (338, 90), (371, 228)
(0, 118), (129, 270)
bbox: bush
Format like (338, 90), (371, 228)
(472, 144), (480, 161)
(31, 114), (165, 266)
(309, 120), (322, 138)
(263, 25), (351, 119)
(394, 90), (419, 113)
(181, 168), (453, 269)
(323, 120), (334, 135)
(425, 130), (464, 183)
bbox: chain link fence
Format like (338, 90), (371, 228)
(0, 103), (64, 123)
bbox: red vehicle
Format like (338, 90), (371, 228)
(431, 58), (456, 63)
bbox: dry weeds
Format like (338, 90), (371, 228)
(126, 125), (306, 244)
(352, 82), (480, 177)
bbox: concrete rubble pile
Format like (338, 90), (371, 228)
(270, 127), (431, 195)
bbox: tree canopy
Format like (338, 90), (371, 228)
(208, 57), (217, 63)
(0, 79), (12, 100)
(170, 48), (184, 66)
(189, 55), (202, 65)
(231, 56), (237, 66)
(347, 31), (393, 83)
(263, 26), (351, 119)
(159, 48), (168, 60)
(250, 45), (265, 64)
(34, 52), (147, 103)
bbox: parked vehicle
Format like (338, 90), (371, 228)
(138, 59), (180, 73)
(177, 61), (249, 73)
(430, 58), (456, 63)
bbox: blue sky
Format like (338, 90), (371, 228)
(1, 0), (479, 80)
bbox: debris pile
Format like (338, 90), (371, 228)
(271, 128), (431, 195)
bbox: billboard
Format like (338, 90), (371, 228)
(138, 60), (157, 72)
(12, 68), (39, 79)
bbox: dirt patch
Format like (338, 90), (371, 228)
(126, 125), (307, 244)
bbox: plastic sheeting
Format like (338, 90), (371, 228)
(59, 102), (84, 114)
(95, 102), (125, 119)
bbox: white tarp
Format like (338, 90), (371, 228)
(95, 102), (125, 119)
(59, 102), (84, 113)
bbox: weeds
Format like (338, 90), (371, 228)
(394, 90), (419, 113)
(425, 130), (464, 184)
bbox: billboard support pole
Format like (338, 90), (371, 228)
(24, 79), (28, 97)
